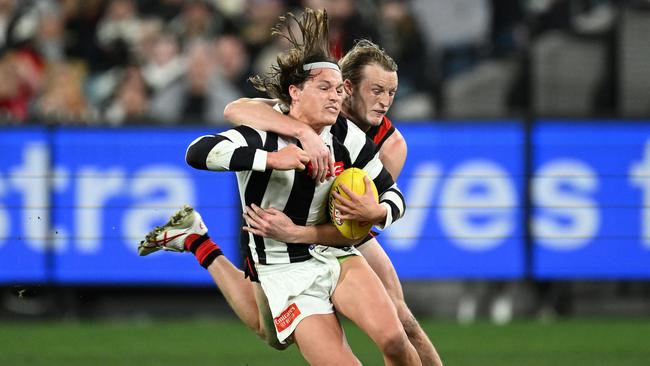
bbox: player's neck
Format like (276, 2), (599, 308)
(341, 108), (371, 132)
(288, 110), (326, 135)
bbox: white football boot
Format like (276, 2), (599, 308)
(138, 205), (208, 256)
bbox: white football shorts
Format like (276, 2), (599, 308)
(256, 245), (361, 343)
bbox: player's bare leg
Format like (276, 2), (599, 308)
(204, 257), (288, 348)
(138, 206), (281, 348)
(333, 256), (422, 366)
(359, 239), (443, 366)
(251, 282), (290, 350)
(205, 258), (256, 329)
(292, 313), (361, 366)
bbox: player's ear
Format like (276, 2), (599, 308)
(289, 84), (301, 102)
(343, 79), (354, 96)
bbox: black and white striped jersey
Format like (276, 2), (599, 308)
(186, 115), (405, 264)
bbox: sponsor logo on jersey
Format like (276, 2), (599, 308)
(306, 161), (345, 178)
(331, 162), (345, 177)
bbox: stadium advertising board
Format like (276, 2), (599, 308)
(0, 128), (49, 283)
(0, 128), (240, 285)
(382, 122), (525, 279)
(3, 121), (650, 284)
(532, 121), (650, 278)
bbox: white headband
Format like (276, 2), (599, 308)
(303, 62), (340, 72)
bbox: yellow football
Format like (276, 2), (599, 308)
(329, 167), (379, 240)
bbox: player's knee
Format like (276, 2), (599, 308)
(397, 306), (422, 338)
(266, 338), (290, 351)
(253, 326), (288, 351)
(252, 323), (266, 339)
(393, 301), (417, 332)
(376, 328), (411, 359)
(261, 332), (290, 351)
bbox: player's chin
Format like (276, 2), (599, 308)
(366, 114), (384, 126)
(322, 112), (339, 125)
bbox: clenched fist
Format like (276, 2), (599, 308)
(267, 144), (310, 171)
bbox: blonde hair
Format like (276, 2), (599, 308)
(339, 39), (397, 86)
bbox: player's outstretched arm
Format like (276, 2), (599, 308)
(242, 204), (363, 247)
(224, 98), (286, 129)
(224, 98), (334, 182)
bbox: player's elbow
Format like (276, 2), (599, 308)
(223, 98), (250, 126)
(185, 150), (201, 169)
(222, 102), (236, 125)
(185, 144), (207, 170)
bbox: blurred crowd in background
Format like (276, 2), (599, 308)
(0, 0), (648, 126)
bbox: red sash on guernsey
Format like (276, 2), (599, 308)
(368, 116), (395, 149)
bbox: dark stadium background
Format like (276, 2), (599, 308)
(1, 1), (649, 365)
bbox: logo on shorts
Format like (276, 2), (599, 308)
(274, 303), (301, 333)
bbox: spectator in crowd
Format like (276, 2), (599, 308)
(526, 0), (615, 38)
(95, 0), (140, 70)
(0, 53), (27, 121)
(141, 31), (184, 93)
(377, 0), (429, 97)
(31, 62), (98, 123)
(33, 2), (65, 62)
(0, 49), (44, 123)
(131, 17), (163, 65)
(240, 0), (286, 77)
(137, 0), (184, 22)
(148, 38), (244, 124)
(167, 0), (237, 44)
(60, 0), (105, 71)
(0, 0), (16, 51)
(411, 0), (491, 79)
(302, 0), (379, 59)
(213, 34), (252, 95)
(1, 0), (626, 126)
(103, 65), (151, 125)
(376, 0), (435, 119)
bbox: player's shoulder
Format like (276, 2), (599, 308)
(363, 116), (396, 150)
(378, 123), (407, 163)
(346, 117), (368, 139)
(382, 127), (406, 152)
(331, 115), (367, 142)
(382, 115), (394, 130)
(231, 124), (267, 139)
(228, 124), (286, 147)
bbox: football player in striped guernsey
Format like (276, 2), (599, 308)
(222, 41), (442, 366)
(139, 8), (420, 366)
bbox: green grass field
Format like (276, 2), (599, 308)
(2, 318), (649, 365)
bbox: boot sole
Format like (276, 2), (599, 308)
(138, 205), (194, 256)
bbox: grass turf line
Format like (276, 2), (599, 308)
(1, 318), (649, 366)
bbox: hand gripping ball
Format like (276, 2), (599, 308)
(328, 168), (379, 239)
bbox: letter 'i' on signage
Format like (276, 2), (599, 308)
(630, 140), (650, 249)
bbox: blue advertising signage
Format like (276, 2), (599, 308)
(382, 122), (525, 279)
(0, 127), (240, 285)
(1, 123), (526, 284)
(50, 128), (241, 284)
(0, 128), (49, 283)
(532, 121), (650, 279)
(5, 120), (649, 284)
